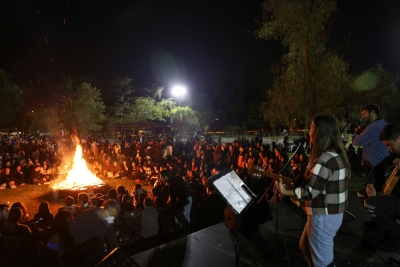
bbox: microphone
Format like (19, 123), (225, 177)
(359, 118), (367, 127)
(355, 118), (367, 135)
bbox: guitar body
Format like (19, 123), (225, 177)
(223, 195), (273, 237)
(382, 167), (399, 195)
(223, 206), (236, 231)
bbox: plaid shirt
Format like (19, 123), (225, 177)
(294, 151), (348, 215)
(132, 188), (147, 197)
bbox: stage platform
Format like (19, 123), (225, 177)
(131, 195), (400, 267)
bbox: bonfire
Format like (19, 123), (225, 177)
(51, 144), (104, 191)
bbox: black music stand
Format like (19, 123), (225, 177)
(209, 169), (256, 267)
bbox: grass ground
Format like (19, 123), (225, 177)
(0, 168), (366, 217)
(0, 177), (139, 218)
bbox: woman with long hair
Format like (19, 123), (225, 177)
(10, 202), (29, 222)
(3, 207), (43, 252)
(275, 115), (350, 267)
(43, 210), (74, 259)
(33, 201), (54, 228)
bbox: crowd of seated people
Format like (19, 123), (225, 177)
(0, 132), (363, 266)
(0, 179), (223, 266)
(0, 132), (360, 198)
(0, 137), (59, 187)
(0, 133), (312, 189)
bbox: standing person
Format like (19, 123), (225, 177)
(352, 104), (388, 177)
(160, 170), (192, 234)
(275, 115), (350, 267)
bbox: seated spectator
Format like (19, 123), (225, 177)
(111, 161), (121, 178)
(0, 203), (10, 233)
(58, 196), (78, 214)
(103, 188), (120, 204)
(129, 161), (139, 180)
(131, 183), (147, 198)
(95, 193), (104, 198)
(29, 163), (42, 184)
(0, 167), (16, 189)
(120, 160), (129, 178)
(141, 198), (159, 238)
(84, 149), (95, 165)
(120, 194), (135, 216)
(2, 207), (43, 252)
(69, 199), (120, 251)
(116, 149), (125, 165)
(40, 161), (54, 181)
(270, 148), (287, 174)
(42, 210), (74, 260)
(93, 160), (102, 176)
(33, 201), (54, 228)
(13, 165), (25, 185)
(102, 159), (112, 177)
(11, 202), (30, 222)
(75, 193), (90, 214)
(116, 185), (128, 202)
(135, 166), (147, 181)
(88, 197), (104, 208)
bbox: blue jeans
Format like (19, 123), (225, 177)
(300, 213), (343, 267)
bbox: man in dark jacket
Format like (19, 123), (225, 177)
(160, 170), (192, 234)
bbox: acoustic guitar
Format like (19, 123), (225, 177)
(248, 166), (304, 207)
(382, 166), (399, 195)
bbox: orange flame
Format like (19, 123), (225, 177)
(51, 144), (103, 190)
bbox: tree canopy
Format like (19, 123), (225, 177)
(257, 0), (350, 126)
(128, 97), (174, 122)
(171, 106), (200, 134)
(0, 69), (23, 126)
(60, 82), (106, 134)
(350, 64), (400, 121)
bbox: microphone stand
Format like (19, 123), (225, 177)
(270, 144), (304, 266)
(279, 144), (302, 176)
(337, 119), (358, 220)
(340, 121), (352, 133)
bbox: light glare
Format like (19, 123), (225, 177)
(172, 86), (186, 96)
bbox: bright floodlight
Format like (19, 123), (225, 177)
(172, 86), (186, 96)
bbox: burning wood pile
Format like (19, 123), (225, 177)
(51, 143), (107, 199)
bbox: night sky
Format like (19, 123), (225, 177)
(1, 0), (400, 106)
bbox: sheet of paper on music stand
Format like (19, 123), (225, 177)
(213, 171), (253, 214)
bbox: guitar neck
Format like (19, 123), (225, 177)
(250, 167), (294, 186)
